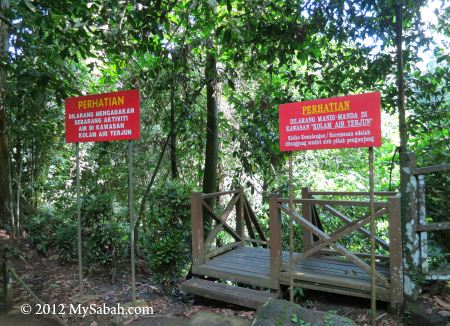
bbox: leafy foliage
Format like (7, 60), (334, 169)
(25, 211), (58, 256)
(141, 181), (192, 285)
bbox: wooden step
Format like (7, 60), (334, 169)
(181, 278), (278, 309)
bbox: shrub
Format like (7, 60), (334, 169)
(141, 181), (192, 285)
(25, 211), (58, 256)
(54, 221), (77, 264)
(85, 222), (128, 268)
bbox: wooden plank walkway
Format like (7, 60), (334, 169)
(192, 246), (391, 301)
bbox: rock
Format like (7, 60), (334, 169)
(189, 311), (251, 326)
(252, 299), (355, 326)
(112, 315), (123, 326)
(426, 308), (433, 315)
(405, 302), (449, 326)
(437, 310), (450, 317)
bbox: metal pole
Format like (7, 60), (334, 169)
(128, 141), (137, 305)
(76, 143), (83, 296)
(369, 147), (376, 325)
(288, 152), (294, 302)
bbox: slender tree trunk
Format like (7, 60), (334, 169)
(0, 1), (11, 227)
(202, 52), (218, 221)
(31, 142), (37, 209)
(8, 154), (15, 239)
(395, 1), (407, 152)
(16, 148), (23, 239)
(396, 0), (419, 300)
(170, 83), (178, 179)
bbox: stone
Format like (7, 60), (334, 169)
(437, 310), (450, 317)
(405, 302), (449, 326)
(252, 299), (355, 326)
(189, 311), (251, 326)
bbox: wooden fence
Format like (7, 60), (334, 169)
(269, 188), (403, 308)
(412, 163), (450, 281)
(191, 189), (268, 268)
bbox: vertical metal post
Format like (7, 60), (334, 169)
(128, 141), (137, 305)
(288, 152), (294, 302)
(369, 147), (376, 325)
(76, 143), (83, 296)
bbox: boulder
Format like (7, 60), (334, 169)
(405, 302), (449, 326)
(189, 311), (251, 326)
(252, 299), (355, 326)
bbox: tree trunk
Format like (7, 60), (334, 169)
(396, 0), (419, 300)
(0, 1), (11, 227)
(395, 1), (407, 152)
(170, 83), (178, 179)
(16, 148), (23, 238)
(202, 52), (218, 228)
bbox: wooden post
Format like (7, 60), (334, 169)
(2, 258), (13, 312)
(192, 192), (205, 267)
(301, 187), (313, 252)
(400, 152), (420, 300)
(388, 196), (404, 310)
(417, 175), (428, 274)
(269, 193), (282, 282)
(236, 188), (245, 246)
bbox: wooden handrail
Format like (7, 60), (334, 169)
(413, 163), (450, 175)
(308, 191), (398, 196)
(416, 222), (450, 232)
(201, 189), (240, 199)
(320, 249), (390, 261)
(277, 198), (388, 208)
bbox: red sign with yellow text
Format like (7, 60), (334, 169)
(65, 89), (140, 143)
(279, 92), (381, 151)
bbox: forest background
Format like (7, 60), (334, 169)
(0, 0), (448, 286)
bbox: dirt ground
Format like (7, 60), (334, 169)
(1, 231), (449, 326)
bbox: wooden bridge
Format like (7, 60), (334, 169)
(181, 188), (403, 310)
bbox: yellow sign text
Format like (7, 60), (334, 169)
(78, 96), (125, 110)
(302, 100), (350, 115)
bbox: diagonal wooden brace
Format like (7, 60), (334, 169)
(322, 204), (389, 250)
(278, 204), (390, 288)
(294, 207), (387, 263)
(203, 194), (242, 246)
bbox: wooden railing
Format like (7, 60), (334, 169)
(191, 189), (267, 268)
(269, 188), (403, 307)
(412, 163), (450, 280)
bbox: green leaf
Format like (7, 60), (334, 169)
(291, 314), (298, 323)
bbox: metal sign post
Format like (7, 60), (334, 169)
(76, 143), (83, 296)
(128, 141), (137, 305)
(288, 152), (294, 302)
(278, 93), (382, 316)
(66, 89), (141, 304)
(369, 147), (376, 325)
